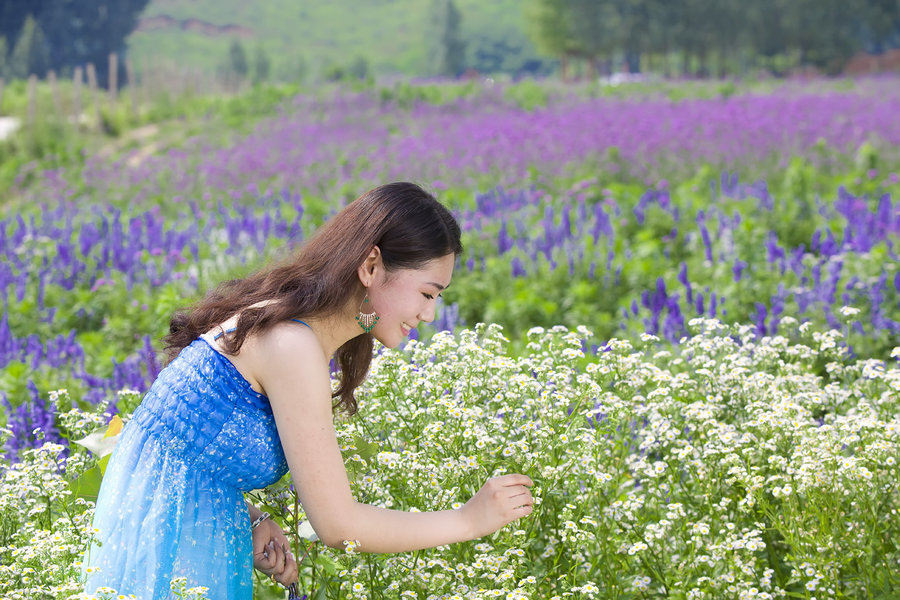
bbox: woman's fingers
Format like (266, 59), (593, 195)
(252, 531), (299, 586)
(269, 540), (286, 573)
(495, 473), (534, 488)
(490, 475), (533, 507)
(255, 540), (282, 573)
(462, 473), (536, 538)
(275, 545), (299, 585)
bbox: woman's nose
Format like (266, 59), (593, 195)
(419, 302), (436, 324)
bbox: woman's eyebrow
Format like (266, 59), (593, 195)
(426, 281), (449, 291)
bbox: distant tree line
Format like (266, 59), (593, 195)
(0, 0), (150, 83)
(526, 0), (900, 77)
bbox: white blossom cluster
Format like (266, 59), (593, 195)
(2, 318), (899, 599)
(301, 320), (899, 598)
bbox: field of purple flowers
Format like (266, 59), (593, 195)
(2, 77), (900, 598)
(3, 78), (900, 451)
(4, 78), (900, 410)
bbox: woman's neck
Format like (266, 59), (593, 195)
(302, 307), (365, 358)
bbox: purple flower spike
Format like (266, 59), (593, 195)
(678, 262), (692, 304)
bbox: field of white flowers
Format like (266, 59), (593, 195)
(4, 315), (899, 599)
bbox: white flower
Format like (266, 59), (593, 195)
(628, 541), (648, 555)
(633, 576), (651, 590)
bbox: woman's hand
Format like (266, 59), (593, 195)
(252, 518), (299, 587)
(459, 474), (534, 539)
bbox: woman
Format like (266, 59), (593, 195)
(83, 182), (534, 599)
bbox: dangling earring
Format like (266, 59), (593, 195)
(355, 291), (379, 333)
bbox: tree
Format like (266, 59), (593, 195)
(525, 0), (572, 77)
(643, 0), (683, 75)
(428, 0), (466, 76)
(612, 0), (653, 74)
(568, 0), (621, 76)
(860, 0), (900, 53)
(9, 15), (50, 79)
(0, 36), (8, 79)
(33, 0), (151, 84)
(252, 46), (270, 85)
(348, 55), (370, 80)
(744, 0), (786, 73)
(523, 0), (900, 79)
(0, 1), (47, 53)
(228, 39), (248, 81)
(778, 0), (858, 74)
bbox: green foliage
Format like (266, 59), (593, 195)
(0, 35), (9, 79)
(320, 57), (376, 84)
(376, 79), (480, 108)
(347, 56), (370, 81)
(128, 0), (543, 79)
(9, 15), (50, 79)
(228, 39), (249, 80)
(252, 46), (271, 85)
(427, 0), (466, 76)
(501, 77), (550, 109)
(275, 54), (308, 83)
(523, 0), (900, 76)
(0, 111), (86, 192)
(525, 0), (570, 58)
(2, 0), (151, 84)
(0, 77), (303, 201)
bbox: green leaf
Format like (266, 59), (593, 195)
(69, 465), (103, 501)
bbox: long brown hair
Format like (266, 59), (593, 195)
(163, 182), (463, 414)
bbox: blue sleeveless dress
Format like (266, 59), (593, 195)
(83, 321), (308, 599)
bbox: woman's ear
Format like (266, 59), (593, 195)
(357, 245), (382, 287)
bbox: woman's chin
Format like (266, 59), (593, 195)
(374, 332), (403, 349)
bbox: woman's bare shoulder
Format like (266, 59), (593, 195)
(247, 321), (332, 402)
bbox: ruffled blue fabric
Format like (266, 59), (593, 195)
(84, 337), (289, 599)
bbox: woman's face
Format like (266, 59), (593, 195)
(368, 254), (455, 348)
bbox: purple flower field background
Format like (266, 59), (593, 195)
(3, 78), (900, 452)
(21, 78), (900, 206)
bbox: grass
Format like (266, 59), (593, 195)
(128, 0), (538, 79)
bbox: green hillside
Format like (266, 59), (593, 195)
(126, 0), (548, 80)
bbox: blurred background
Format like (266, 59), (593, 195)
(1, 0), (900, 90)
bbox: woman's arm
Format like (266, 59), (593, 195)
(249, 324), (533, 552)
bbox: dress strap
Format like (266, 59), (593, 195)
(214, 319), (309, 340)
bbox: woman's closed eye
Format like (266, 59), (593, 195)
(423, 293), (442, 300)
